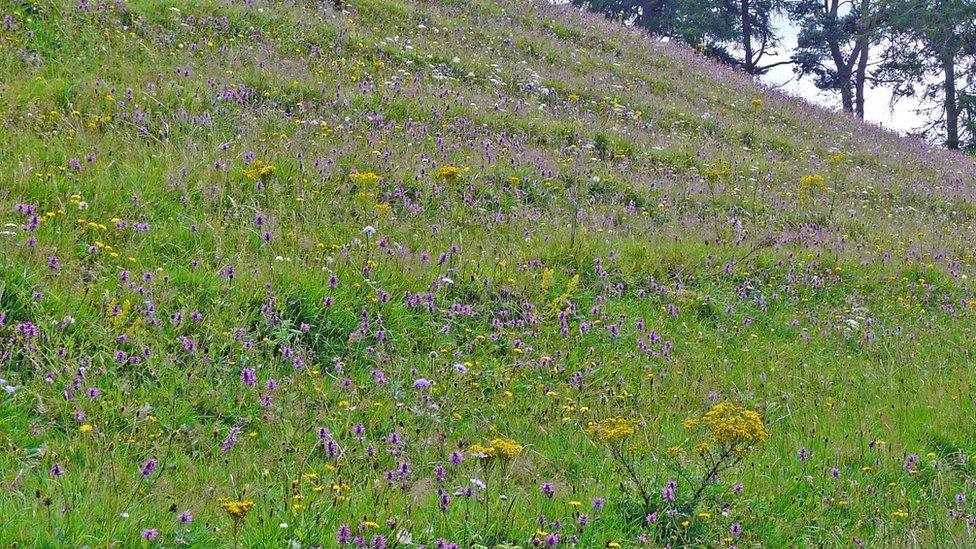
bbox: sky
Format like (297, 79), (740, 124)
(758, 15), (926, 135)
(551, 1), (928, 135)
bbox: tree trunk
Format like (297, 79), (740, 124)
(943, 52), (960, 150)
(825, 0), (854, 115)
(741, 0), (753, 73)
(854, 41), (869, 119)
(853, 0), (871, 119)
(839, 74), (854, 113)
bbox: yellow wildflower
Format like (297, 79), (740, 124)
(469, 437), (523, 460)
(586, 417), (638, 443)
(243, 160), (275, 180)
(490, 437), (523, 459)
(218, 498), (255, 520)
(798, 174), (826, 201)
(434, 165), (466, 179)
(699, 402), (768, 448)
(349, 171), (382, 186)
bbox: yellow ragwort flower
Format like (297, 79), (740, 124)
(489, 437), (523, 459)
(699, 402), (769, 448)
(586, 417), (638, 443)
(469, 437), (523, 460)
(243, 160), (275, 180)
(349, 171), (382, 186)
(218, 498), (255, 520)
(798, 174), (826, 201)
(434, 165), (466, 179)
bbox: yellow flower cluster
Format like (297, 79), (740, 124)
(586, 417), (638, 442)
(243, 160), (275, 180)
(798, 174), (826, 201)
(218, 498), (255, 520)
(703, 166), (731, 183)
(698, 402), (768, 448)
(434, 165), (466, 179)
(349, 171), (382, 186)
(469, 437), (523, 460)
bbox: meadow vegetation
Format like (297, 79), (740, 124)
(2, 0), (976, 546)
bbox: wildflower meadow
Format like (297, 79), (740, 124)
(2, 0), (976, 547)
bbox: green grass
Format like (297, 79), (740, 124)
(1, 0), (976, 546)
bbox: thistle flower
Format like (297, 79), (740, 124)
(140, 457), (158, 478)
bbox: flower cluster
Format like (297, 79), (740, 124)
(349, 171), (382, 186)
(694, 402), (769, 448)
(798, 174), (826, 200)
(218, 498), (255, 520)
(243, 160), (275, 180)
(468, 437), (523, 460)
(586, 417), (638, 442)
(434, 165), (466, 179)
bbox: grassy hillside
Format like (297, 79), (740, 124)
(2, 0), (976, 546)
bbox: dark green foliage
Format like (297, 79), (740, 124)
(875, 0), (976, 150)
